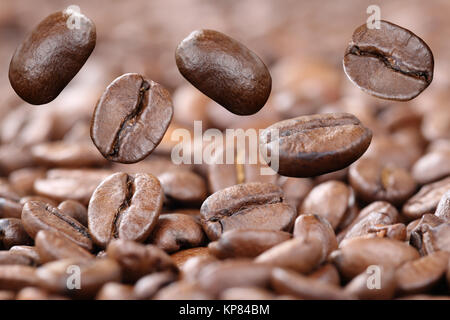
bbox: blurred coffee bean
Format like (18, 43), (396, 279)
(0, 218), (32, 249)
(412, 150), (450, 184)
(308, 264), (340, 286)
(96, 282), (135, 300)
(345, 266), (396, 300)
(171, 247), (212, 269)
(158, 170), (207, 207)
(8, 168), (46, 196)
(0, 265), (38, 290)
(133, 271), (177, 300)
(435, 191), (450, 221)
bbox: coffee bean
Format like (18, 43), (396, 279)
(220, 287), (276, 300)
(402, 176), (450, 220)
(0, 218), (32, 249)
(299, 180), (357, 230)
(15, 287), (68, 300)
(9, 8), (96, 104)
(331, 237), (420, 279)
(91, 73), (173, 163)
(308, 264), (340, 287)
(180, 254), (217, 282)
(106, 239), (177, 283)
(0, 252), (35, 266)
(349, 157), (416, 206)
(260, 113), (372, 177)
(36, 258), (121, 298)
(88, 172), (163, 247)
(409, 214), (444, 255)
(0, 291), (15, 300)
(414, 223), (450, 254)
(396, 251), (449, 295)
(341, 210), (396, 241)
(435, 190), (450, 221)
(200, 182), (295, 240)
(412, 150), (450, 184)
(58, 200), (87, 226)
(208, 229), (291, 259)
(345, 266), (396, 300)
(35, 230), (93, 263)
(154, 281), (212, 300)
(0, 198), (22, 219)
(133, 271), (178, 300)
(96, 282), (135, 300)
(20, 196), (57, 207)
(9, 246), (41, 266)
(0, 265), (38, 290)
(175, 29), (271, 115)
(170, 247), (212, 268)
(21, 200), (92, 251)
(158, 171), (207, 206)
(343, 20), (433, 101)
(8, 168), (46, 196)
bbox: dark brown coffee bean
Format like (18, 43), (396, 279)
(299, 180), (357, 231)
(412, 150), (450, 184)
(343, 20), (433, 101)
(396, 251), (449, 295)
(58, 200), (87, 226)
(402, 176), (450, 220)
(345, 266), (396, 300)
(133, 271), (178, 300)
(35, 230), (93, 263)
(409, 214), (444, 255)
(149, 214), (205, 253)
(154, 281), (212, 300)
(342, 210), (396, 241)
(175, 29), (271, 115)
(414, 223), (450, 254)
(0, 265), (38, 290)
(271, 268), (353, 300)
(435, 190), (450, 221)
(9, 246), (41, 266)
(91, 73), (173, 163)
(0, 198), (22, 220)
(158, 171), (207, 206)
(88, 172), (163, 247)
(308, 264), (340, 287)
(200, 182), (295, 241)
(208, 229), (291, 259)
(0, 218), (32, 249)
(331, 237), (420, 280)
(36, 258), (121, 298)
(9, 9), (96, 104)
(106, 239), (177, 283)
(171, 247), (212, 268)
(260, 113), (372, 177)
(96, 282), (135, 300)
(0, 252), (35, 266)
(21, 200), (92, 251)
(349, 157), (416, 206)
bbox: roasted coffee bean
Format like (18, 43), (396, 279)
(16, 287), (68, 300)
(412, 150), (450, 184)
(148, 214), (206, 253)
(208, 229), (291, 259)
(20, 196), (57, 207)
(345, 266), (396, 300)
(341, 210), (396, 241)
(0, 218), (32, 249)
(35, 230), (93, 263)
(96, 283), (135, 300)
(58, 200), (87, 226)
(133, 271), (178, 300)
(435, 190), (450, 221)
(331, 237), (420, 279)
(0, 265), (38, 290)
(171, 247), (212, 269)
(9, 8), (96, 104)
(21, 200), (92, 251)
(8, 167), (46, 196)
(308, 264), (340, 286)
(0, 198), (22, 219)
(154, 281), (212, 300)
(299, 181), (357, 231)
(0, 179), (20, 201)
(368, 223), (407, 241)
(0, 291), (15, 300)
(271, 268), (353, 300)
(413, 223), (450, 254)
(260, 113), (372, 177)
(0, 252), (35, 266)
(409, 214), (444, 255)
(396, 251), (449, 295)
(36, 258), (121, 298)
(343, 20), (433, 101)
(90, 73), (173, 163)
(9, 246), (41, 266)
(88, 172), (163, 247)
(220, 287), (276, 300)
(106, 239), (177, 283)
(175, 29), (271, 115)
(278, 176), (314, 210)
(158, 171), (207, 206)
(402, 176), (450, 220)
(349, 157), (416, 206)
(200, 182), (295, 240)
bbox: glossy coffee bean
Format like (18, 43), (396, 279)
(414, 223), (450, 254)
(9, 246), (41, 266)
(57, 200), (87, 226)
(208, 229), (291, 259)
(170, 247), (212, 268)
(345, 266), (396, 300)
(88, 172), (163, 247)
(200, 182), (295, 241)
(91, 73), (173, 163)
(0, 218), (32, 249)
(0, 265), (38, 290)
(154, 281), (212, 300)
(412, 150), (450, 184)
(343, 20), (433, 101)
(9, 8), (96, 104)
(133, 271), (178, 300)
(0, 252), (35, 266)
(308, 264), (340, 287)
(260, 113), (372, 177)
(409, 214), (444, 255)
(349, 157), (416, 206)
(158, 171), (207, 206)
(22, 200), (92, 251)
(435, 190), (450, 221)
(148, 214), (206, 253)
(175, 29), (271, 115)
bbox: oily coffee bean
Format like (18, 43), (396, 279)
(175, 29), (271, 115)
(345, 266), (396, 300)
(331, 237), (420, 280)
(35, 230), (93, 263)
(36, 258), (121, 298)
(96, 283), (135, 300)
(9, 8), (96, 105)
(106, 239), (177, 283)
(170, 247), (212, 268)
(395, 251), (449, 295)
(133, 271), (178, 300)
(88, 172), (163, 247)
(200, 182), (295, 241)
(299, 180), (357, 231)
(260, 113), (372, 177)
(21, 200), (92, 251)
(0, 265), (38, 290)
(435, 190), (450, 221)
(57, 200), (87, 226)
(90, 73), (173, 163)
(158, 171), (207, 206)
(343, 20), (433, 101)
(0, 252), (35, 266)
(208, 229), (291, 259)
(0, 218), (32, 249)
(349, 157), (416, 206)
(402, 176), (450, 220)
(148, 214), (206, 253)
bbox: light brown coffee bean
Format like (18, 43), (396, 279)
(58, 200), (87, 226)
(0, 265), (38, 290)
(154, 281), (212, 300)
(412, 150), (450, 184)
(158, 170), (207, 206)
(133, 271), (178, 300)
(435, 190), (450, 221)
(15, 287), (68, 300)
(170, 247), (212, 268)
(0, 198), (22, 219)
(9, 246), (41, 266)
(96, 282), (135, 300)
(345, 266), (396, 300)
(308, 264), (340, 287)
(220, 287), (276, 300)
(0, 252), (35, 266)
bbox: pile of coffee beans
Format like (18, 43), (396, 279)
(0, 1), (449, 300)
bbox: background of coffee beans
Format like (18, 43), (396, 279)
(0, 0), (450, 300)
